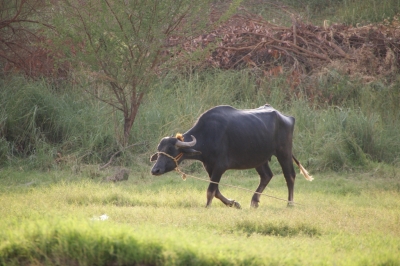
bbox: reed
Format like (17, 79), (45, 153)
(1, 69), (399, 172)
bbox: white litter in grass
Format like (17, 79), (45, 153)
(99, 214), (109, 220)
(91, 214), (109, 221)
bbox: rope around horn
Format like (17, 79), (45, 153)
(157, 151), (303, 206)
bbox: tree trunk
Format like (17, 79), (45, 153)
(123, 91), (144, 146)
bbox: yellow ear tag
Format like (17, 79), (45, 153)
(176, 133), (184, 141)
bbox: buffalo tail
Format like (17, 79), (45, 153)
(292, 155), (313, 181)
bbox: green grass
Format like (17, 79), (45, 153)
(0, 167), (399, 265)
(334, 0), (400, 25)
(0, 77), (119, 169)
(138, 70), (400, 172)
(1, 70), (400, 172)
(273, 0), (400, 25)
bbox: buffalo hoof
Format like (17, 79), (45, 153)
(250, 201), (259, 208)
(287, 201), (295, 208)
(230, 200), (241, 209)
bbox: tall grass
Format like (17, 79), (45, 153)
(336, 0), (400, 25)
(133, 70), (264, 142)
(1, 70), (399, 172)
(139, 70), (400, 172)
(0, 77), (117, 169)
(277, 0), (400, 24)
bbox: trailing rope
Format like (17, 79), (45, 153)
(156, 152), (303, 206)
(176, 167), (303, 205)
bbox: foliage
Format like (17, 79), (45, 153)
(275, 0), (400, 25)
(1, 0), (400, 172)
(49, 0), (213, 145)
(0, 0), (56, 78)
(1, 69), (399, 172)
(334, 0), (400, 25)
(139, 70), (400, 172)
(0, 77), (117, 170)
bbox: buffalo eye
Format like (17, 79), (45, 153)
(150, 153), (158, 162)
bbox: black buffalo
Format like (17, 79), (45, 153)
(150, 104), (312, 208)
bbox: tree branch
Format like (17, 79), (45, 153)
(99, 142), (145, 170)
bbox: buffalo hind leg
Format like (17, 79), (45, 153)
(251, 163), (274, 208)
(277, 154), (296, 207)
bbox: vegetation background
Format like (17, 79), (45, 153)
(0, 0), (399, 265)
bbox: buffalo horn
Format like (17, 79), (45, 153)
(175, 135), (196, 148)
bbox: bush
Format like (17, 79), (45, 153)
(1, 68), (399, 172)
(141, 70), (400, 172)
(0, 77), (118, 169)
(278, 0), (400, 25)
(335, 0), (400, 25)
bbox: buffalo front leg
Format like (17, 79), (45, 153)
(206, 182), (217, 207)
(207, 184), (241, 209)
(251, 163), (274, 208)
(216, 188), (241, 209)
(205, 168), (241, 209)
(204, 166), (220, 208)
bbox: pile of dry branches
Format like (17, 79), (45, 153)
(180, 13), (400, 80)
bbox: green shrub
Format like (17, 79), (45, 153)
(280, 0), (400, 24)
(0, 77), (117, 169)
(335, 0), (400, 25)
(139, 70), (400, 172)
(1, 68), (399, 172)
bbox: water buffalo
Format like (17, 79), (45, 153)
(150, 104), (313, 208)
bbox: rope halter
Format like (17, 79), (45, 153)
(157, 152), (186, 180)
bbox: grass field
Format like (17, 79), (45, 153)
(1, 165), (399, 265)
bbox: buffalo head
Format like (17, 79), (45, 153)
(150, 135), (200, 175)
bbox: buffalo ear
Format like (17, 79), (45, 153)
(150, 153), (158, 162)
(182, 148), (201, 156)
